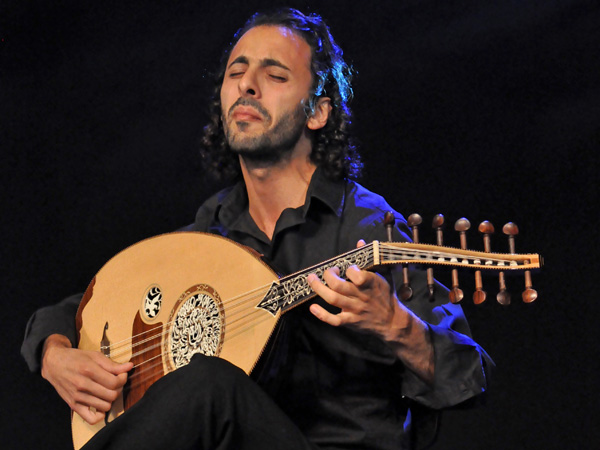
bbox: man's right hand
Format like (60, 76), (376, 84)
(41, 334), (133, 425)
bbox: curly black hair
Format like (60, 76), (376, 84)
(200, 8), (362, 182)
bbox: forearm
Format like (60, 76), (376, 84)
(383, 303), (435, 384)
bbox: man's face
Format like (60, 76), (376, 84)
(220, 25), (314, 161)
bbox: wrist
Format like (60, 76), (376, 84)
(384, 307), (435, 383)
(384, 299), (423, 345)
(43, 333), (72, 350)
(41, 334), (72, 376)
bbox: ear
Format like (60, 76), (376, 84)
(307, 97), (332, 131)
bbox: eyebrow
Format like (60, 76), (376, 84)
(228, 56), (290, 71)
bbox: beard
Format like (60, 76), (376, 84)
(222, 98), (308, 166)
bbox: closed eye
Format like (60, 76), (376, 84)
(269, 74), (287, 82)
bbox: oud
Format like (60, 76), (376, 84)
(72, 214), (542, 449)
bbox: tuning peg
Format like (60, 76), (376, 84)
(496, 272), (511, 305)
(503, 222), (538, 303)
(496, 222), (518, 305)
(422, 214), (445, 300)
(478, 220), (494, 252)
(449, 218), (470, 303)
(473, 221), (494, 304)
(407, 213), (422, 243)
(503, 222), (519, 253)
(396, 213), (422, 302)
(455, 218), (470, 252)
(398, 267), (413, 302)
(432, 214), (445, 246)
(384, 211), (395, 242)
(522, 271), (538, 303)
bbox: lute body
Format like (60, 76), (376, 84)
(73, 232), (282, 449)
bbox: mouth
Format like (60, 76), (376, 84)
(231, 106), (263, 122)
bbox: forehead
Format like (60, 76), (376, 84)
(227, 25), (312, 71)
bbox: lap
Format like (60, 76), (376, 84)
(83, 354), (317, 450)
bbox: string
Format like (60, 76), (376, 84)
(104, 244), (376, 396)
(378, 244), (526, 267)
(121, 297), (287, 393)
(105, 244), (375, 359)
(107, 288), (271, 363)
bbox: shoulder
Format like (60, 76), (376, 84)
(346, 180), (397, 212)
(344, 179), (408, 229)
(342, 179), (411, 243)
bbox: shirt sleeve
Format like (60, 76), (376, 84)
(363, 212), (493, 410)
(21, 293), (82, 372)
(399, 273), (494, 409)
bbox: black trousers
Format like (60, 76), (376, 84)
(82, 354), (318, 450)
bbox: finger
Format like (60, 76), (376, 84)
(308, 272), (354, 309)
(321, 267), (351, 292)
(89, 357), (132, 390)
(73, 403), (106, 425)
(94, 353), (133, 375)
(69, 360), (128, 403)
(322, 267), (368, 299)
(343, 265), (372, 288)
(307, 273), (333, 298)
(309, 303), (344, 327)
(71, 372), (122, 406)
(73, 389), (116, 413)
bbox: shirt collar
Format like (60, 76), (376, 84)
(215, 166), (346, 236)
(300, 166), (345, 217)
(214, 180), (253, 234)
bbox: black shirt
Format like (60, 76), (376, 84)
(190, 168), (490, 449)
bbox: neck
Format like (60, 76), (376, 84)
(240, 135), (316, 240)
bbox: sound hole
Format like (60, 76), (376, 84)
(168, 285), (224, 370)
(143, 285), (162, 320)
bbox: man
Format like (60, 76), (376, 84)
(22, 8), (491, 450)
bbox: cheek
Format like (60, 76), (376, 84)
(219, 83), (234, 117)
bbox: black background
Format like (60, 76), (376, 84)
(2, 1), (598, 449)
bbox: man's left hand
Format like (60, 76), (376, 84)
(306, 240), (406, 342)
(306, 240), (434, 383)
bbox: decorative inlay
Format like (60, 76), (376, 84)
(257, 247), (373, 315)
(166, 284), (224, 370)
(142, 285), (162, 320)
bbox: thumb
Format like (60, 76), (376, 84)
(94, 354), (133, 375)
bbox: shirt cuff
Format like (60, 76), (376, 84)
(401, 319), (493, 409)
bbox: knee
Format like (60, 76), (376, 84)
(170, 354), (248, 392)
(191, 354), (246, 378)
(138, 355), (252, 415)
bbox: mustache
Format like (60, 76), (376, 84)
(227, 98), (272, 122)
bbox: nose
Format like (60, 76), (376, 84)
(238, 69), (260, 98)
